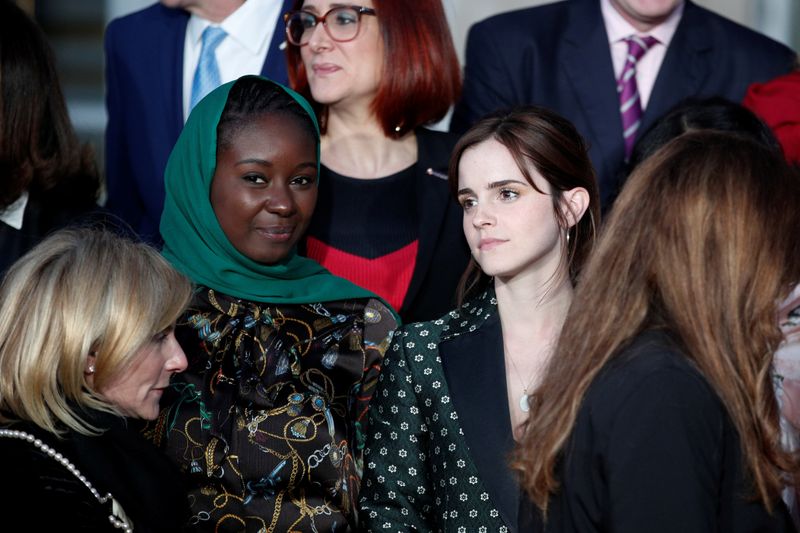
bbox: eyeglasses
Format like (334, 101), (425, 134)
(284, 5), (376, 47)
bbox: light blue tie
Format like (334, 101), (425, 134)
(190, 26), (227, 111)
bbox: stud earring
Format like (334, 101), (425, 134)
(87, 364), (95, 374)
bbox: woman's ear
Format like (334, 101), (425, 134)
(85, 351), (97, 377)
(560, 187), (590, 228)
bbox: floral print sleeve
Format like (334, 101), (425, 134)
(359, 325), (436, 531)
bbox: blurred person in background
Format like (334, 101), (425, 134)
(0, 0), (100, 277)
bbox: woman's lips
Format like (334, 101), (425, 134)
(255, 226), (294, 242)
(478, 238), (506, 251)
(312, 63), (340, 75)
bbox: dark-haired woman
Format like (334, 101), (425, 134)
(358, 106), (599, 531)
(514, 132), (800, 532)
(285, 0), (469, 323)
(150, 76), (397, 532)
(0, 1), (99, 276)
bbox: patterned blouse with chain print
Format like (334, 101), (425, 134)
(147, 288), (396, 532)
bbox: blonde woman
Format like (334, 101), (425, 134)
(0, 228), (192, 532)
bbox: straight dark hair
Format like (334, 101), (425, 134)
(0, 1), (98, 210)
(448, 106), (600, 303)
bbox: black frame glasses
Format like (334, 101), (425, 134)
(284, 5), (376, 47)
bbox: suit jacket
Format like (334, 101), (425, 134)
(450, 0), (797, 209)
(104, 1), (291, 243)
(359, 290), (542, 532)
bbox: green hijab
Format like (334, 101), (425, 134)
(160, 75), (383, 306)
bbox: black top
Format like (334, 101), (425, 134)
(307, 165), (419, 312)
(0, 412), (189, 532)
(547, 329), (796, 533)
(301, 128), (469, 324)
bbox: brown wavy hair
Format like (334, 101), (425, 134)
(0, 1), (98, 210)
(447, 106), (600, 304)
(513, 131), (800, 514)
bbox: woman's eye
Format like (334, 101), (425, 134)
(243, 174), (266, 184)
(333, 11), (357, 26)
(499, 188), (519, 201)
(459, 197), (476, 211)
(290, 175), (314, 187)
(154, 326), (175, 344)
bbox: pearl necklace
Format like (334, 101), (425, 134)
(0, 428), (133, 532)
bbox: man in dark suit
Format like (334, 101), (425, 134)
(451, 0), (797, 209)
(104, 0), (292, 243)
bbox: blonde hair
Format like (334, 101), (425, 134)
(0, 227), (192, 435)
(514, 131), (800, 513)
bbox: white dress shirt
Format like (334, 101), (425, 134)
(182, 0), (284, 121)
(0, 191), (28, 230)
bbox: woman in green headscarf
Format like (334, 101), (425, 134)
(152, 75), (397, 532)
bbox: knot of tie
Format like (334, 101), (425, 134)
(618, 34), (659, 159)
(190, 26), (228, 111)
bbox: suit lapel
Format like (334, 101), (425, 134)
(642, 1), (712, 133)
(261, 0), (292, 84)
(160, 13), (188, 139)
(560, 0), (623, 190)
(401, 130), (451, 312)
(441, 311), (520, 531)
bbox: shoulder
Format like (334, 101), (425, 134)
(362, 298), (399, 340)
(472, 2), (569, 31)
(469, 1), (570, 40)
(415, 127), (460, 171)
(396, 290), (498, 346)
(586, 330), (724, 424)
(107, 3), (188, 37)
(685, 2), (795, 58)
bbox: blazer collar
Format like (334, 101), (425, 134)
(401, 128), (456, 311)
(158, 10), (189, 137)
(560, 0), (623, 193)
(641, 0), (713, 133)
(440, 289), (521, 531)
(439, 288), (498, 343)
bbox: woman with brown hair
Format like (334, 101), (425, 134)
(0, 1), (100, 276)
(284, 0), (469, 323)
(358, 106), (599, 531)
(515, 131), (800, 532)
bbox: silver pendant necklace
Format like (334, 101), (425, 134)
(505, 345), (535, 413)
(518, 390), (531, 413)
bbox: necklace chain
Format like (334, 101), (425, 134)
(0, 428), (133, 531)
(504, 344), (539, 413)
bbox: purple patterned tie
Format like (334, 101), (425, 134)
(618, 35), (659, 159)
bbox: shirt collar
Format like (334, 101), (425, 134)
(0, 191), (29, 230)
(187, 0), (279, 55)
(601, 0), (684, 47)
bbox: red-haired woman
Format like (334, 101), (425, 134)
(285, 0), (468, 323)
